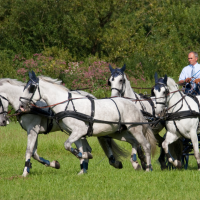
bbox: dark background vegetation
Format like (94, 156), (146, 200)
(1, 0), (200, 90)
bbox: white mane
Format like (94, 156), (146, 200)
(38, 76), (70, 91)
(0, 78), (25, 86)
(166, 77), (179, 91)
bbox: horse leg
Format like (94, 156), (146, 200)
(109, 131), (143, 170)
(189, 133), (200, 170)
(97, 136), (123, 169)
(75, 137), (92, 175)
(158, 147), (168, 170)
(32, 137), (60, 169)
(128, 126), (152, 172)
(64, 130), (93, 174)
(162, 131), (181, 168)
(22, 127), (39, 177)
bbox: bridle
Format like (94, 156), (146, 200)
(0, 95), (9, 116)
(19, 72), (42, 109)
(108, 69), (126, 97)
(154, 82), (169, 107)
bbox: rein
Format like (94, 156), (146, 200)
(29, 96), (90, 109)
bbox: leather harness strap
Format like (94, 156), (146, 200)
(86, 95), (95, 137)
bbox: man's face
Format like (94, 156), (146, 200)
(188, 53), (198, 66)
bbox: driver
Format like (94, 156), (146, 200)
(179, 51), (200, 84)
(178, 52), (200, 94)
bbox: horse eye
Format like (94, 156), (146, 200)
(119, 79), (123, 83)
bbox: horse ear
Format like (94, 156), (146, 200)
(154, 72), (158, 84)
(31, 71), (39, 83)
(29, 71), (33, 79)
(109, 64), (114, 73)
(121, 64), (126, 72)
(163, 74), (168, 84)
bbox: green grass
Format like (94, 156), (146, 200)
(0, 122), (200, 200)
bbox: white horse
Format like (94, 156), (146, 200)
(108, 64), (183, 169)
(0, 78), (129, 177)
(19, 71), (157, 172)
(153, 73), (200, 169)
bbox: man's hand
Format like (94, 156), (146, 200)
(194, 78), (200, 84)
(178, 80), (185, 85)
(185, 77), (192, 83)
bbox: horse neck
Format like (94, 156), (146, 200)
(39, 80), (80, 113)
(167, 88), (183, 112)
(0, 83), (23, 111)
(124, 79), (140, 99)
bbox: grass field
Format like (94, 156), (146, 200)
(0, 122), (200, 200)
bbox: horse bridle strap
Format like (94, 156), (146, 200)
(20, 82), (42, 108)
(0, 95), (9, 115)
(86, 95), (95, 137)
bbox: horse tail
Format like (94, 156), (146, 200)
(97, 137), (129, 161)
(142, 124), (157, 157)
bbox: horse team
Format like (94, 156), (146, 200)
(0, 64), (199, 177)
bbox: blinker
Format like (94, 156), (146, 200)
(154, 78), (167, 92)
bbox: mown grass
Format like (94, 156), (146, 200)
(0, 122), (200, 200)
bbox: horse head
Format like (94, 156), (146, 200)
(153, 73), (169, 115)
(108, 64), (126, 97)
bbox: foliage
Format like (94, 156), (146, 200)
(14, 53), (119, 98)
(1, 0), (200, 81)
(0, 50), (17, 78)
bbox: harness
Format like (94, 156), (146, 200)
(139, 94), (156, 117)
(21, 84), (161, 137)
(20, 72), (163, 137)
(108, 69), (158, 127)
(17, 104), (54, 134)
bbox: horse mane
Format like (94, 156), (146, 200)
(166, 77), (179, 91)
(38, 76), (70, 91)
(0, 78), (25, 87)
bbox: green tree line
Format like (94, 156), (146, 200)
(1, 0), (200, 81)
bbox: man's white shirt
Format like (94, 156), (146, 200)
(179, 62), (200, 81)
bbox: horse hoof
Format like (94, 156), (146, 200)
(141, 161), (146, 171)
(82, 152), (93, 159)
(22, 171), (29, 177)
(55, 161), (60, 169)
(131, 160), (141, 170)
(118, 161), (123, 169)
(176, 160), (182, 169)
(87, 152), (93, 159)
(109, 161), (123, 169)
(136, 164), (142, 170)
(78, 169), (87, 175)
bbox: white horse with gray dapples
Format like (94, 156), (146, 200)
(153, 73), (200, 169)
(19, 71), (157, 172)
